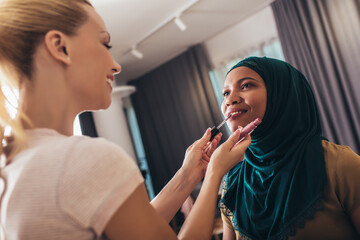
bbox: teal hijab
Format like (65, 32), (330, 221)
(219, 57), (326, 240)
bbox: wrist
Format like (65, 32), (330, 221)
(204, 164), (224, 183)
(177, 166), (202, 190)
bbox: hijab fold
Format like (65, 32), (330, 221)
(219, 57), (325, 240)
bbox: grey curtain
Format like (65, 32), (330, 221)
(129, 45), (226, 194)
(272, 0), (360, 153)
(78, 112), (98, 137)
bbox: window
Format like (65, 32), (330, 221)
(73, 115), (83, 136)
(123, 97), (155, 200)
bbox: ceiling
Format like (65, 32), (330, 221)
(91, 0), (274, 84)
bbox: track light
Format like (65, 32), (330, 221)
(130, 46), (144, 59)
(125, 1), (198, 60)
(174, 16), (187, 31)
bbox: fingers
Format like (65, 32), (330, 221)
(222, 128), (251, 151)
(201, 151), (210, 162)
(187, 128), (222, 156)
(203, 132), (222, 154)
(232, 133), (251, 152)
(224, 128), (241, 147)
(213, 132), (222, 144)
(186, 141), (196, 153)
(208, 133), (222, 153)
(193, 128), (211, 149)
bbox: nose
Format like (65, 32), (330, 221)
(225, 92), (243, 106)
(112, 60), (122, 74)
(227, 100), (238, 106)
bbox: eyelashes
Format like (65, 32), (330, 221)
(222, 83), (254, 97)
(222, 91), (230, 97)
(241, 83), (251, 89)
(104, 43), (112, 50)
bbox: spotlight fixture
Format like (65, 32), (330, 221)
(126, 1), (199, 60)
(130, 46), (144, 59)
(174, 15), (187, 31)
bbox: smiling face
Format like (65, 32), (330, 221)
(65, 4), (121, 111)
(221, 66), (267, 132)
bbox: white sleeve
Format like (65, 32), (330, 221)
(57, 137), (144, 236)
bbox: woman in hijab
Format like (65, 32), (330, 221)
(219, 56), (360, 240)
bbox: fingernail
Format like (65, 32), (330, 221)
(204, 128), (211, 136)
(234, 128), (241, 137)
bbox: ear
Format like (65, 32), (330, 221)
(43, 30), (71, 65)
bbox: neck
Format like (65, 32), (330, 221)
(20, 84), (77, 136)
(19, 49), (80, 136)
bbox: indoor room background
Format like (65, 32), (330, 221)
(76, 0), (360, 235)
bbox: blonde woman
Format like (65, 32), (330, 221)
(0, 0), (251, 239)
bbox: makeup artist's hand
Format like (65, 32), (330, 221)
(201, 132), (223, 162)
(207, 127), (251, 177)
(181, 128), (222, 182)
(149, 129), (222, 223)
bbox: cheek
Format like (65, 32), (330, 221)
(254, 93), (267, 119)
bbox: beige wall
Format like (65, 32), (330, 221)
(204, 6), (278, 68)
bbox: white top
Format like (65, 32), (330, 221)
(0, 129), (143, 240)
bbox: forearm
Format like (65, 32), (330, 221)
(150, 167), (200, 222)
(178, 169), (222, 240)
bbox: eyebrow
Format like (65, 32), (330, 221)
(223, 77), (260, 89)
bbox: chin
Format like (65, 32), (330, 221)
(101, 100), (112, 110)
(226, 123), (238, 133)
(101, 94), (112, 108)
(87, 98), (112, 111)
(228, 119), (252, 132)
(105, 98), (112, 108)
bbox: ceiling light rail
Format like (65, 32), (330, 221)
(174, 15), (187, 31)
(130, 46), (144, 59)
(124, 0), (199, 59)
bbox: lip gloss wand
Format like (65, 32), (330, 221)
(210, 117), (262, 142)
(210, 115), (232, 141)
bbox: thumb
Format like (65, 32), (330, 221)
(231, 133), (251, 153)
(193, 128), (211, 148)
(221, 128), (242, 151)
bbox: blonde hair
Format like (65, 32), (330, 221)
(0, 1), (93, 237)
(0, 0), (92, 163)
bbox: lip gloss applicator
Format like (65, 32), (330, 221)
(210, 115), (232, 141)
(210, 116), (262, 142)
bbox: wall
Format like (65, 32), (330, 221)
(204, 6), (278, 68)
(92, 86), (137, 162)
